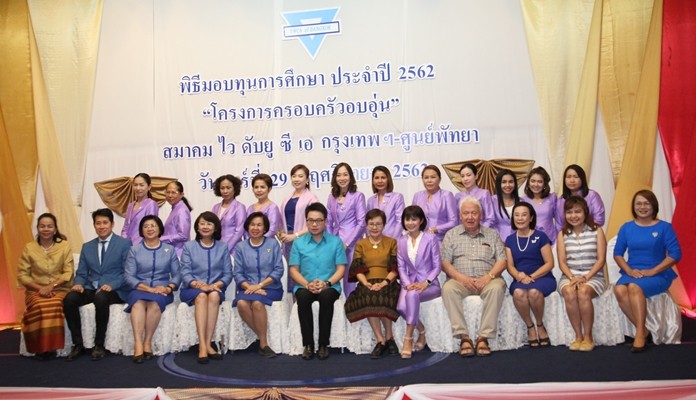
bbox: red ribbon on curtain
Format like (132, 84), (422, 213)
(658, 0), (696, 309)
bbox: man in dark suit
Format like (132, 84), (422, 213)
(63, 208), (132, 360)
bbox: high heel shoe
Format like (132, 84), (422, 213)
(400, 336), (413, 359)
(414, 329), (426, 351)
(537, 323), (551, 347)
(527, 323), (539, 348)
(143, 351), (154, 360)
(132, 353), (144, 364)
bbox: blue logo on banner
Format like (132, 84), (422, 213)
(282, 8), (341, 59)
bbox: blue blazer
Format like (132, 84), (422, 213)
(74, 233), (132, 301)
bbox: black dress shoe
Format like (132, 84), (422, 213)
(259, 346), (277, 359)
(133, 354), (144, 364)
(302, 345), (315, 360)
(370, 342), (387, 359)
(67, 344), (85, 361)
(143, 351), (154, 360)
(197, 356), (209, 364)
(91, 345), (105, 361)
(386, 338), (399, 355)
(317, 345), (330, 360)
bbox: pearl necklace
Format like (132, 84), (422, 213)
(516, 231), (531, 252)
(40, 242), (54, 253)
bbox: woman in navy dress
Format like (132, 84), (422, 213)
(327, 162), (367, 297)
(233, 212), (284, 358)
(180, 211), (232, 363)
(505, 202), (555, 347)
(613, 190), (681, 352)
(411, 165), (458, 242)
(366, 166), (405, 239)
(124, 215), (180, 363)
(161, 181), (192, 258)
(121, 172), (159, 245)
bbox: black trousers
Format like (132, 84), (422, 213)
(63, 289), (123, 347)
(295, 288), (340, 347)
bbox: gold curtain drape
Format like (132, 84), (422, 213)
(442, 159), (536, 195)
(94, 176), (176, 217)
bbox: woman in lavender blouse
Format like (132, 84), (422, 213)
(491, 169), (520, 242)
(161, 181), (192, 258)
(327, 162), (367, 297)
(366, 166), (405, 239)
(521, 166), (560, 244)
(396, 205), (441, 358)
(411, 164), (458, 242)
(454, 163), (495, 228)
(246, 173), (282, 239)
(122, 172), (159, 245)
(211, 174), (247, 255)
(279, 164), (319, 292)
(558, 164), (605, 227)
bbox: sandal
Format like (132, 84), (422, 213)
(414, 329), (426, 352)
(401, 336), (413, 359)
(475, 337), (491, 357)
(459, 337), (475, 358)
(527, 323), (539, 347)
(537, 323), (551, 347)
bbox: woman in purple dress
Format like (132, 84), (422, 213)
(327, 162), (367, 297)
(246, 173), (282, 238)
(558, 164), (605, 227)
(161, 181), (192, 258)
(491, 169), (519, 241)
(454, 163), (495, 227)
(505, 202), (556, 348)
(411, 165), (458, 242)
(366, 166), (405, 239)
(122, 172), (159, 245)
(521, 166), (560, 244)
(279, 164), (319, 292)
(396, 205), (441, 359)
(211, 174), (247, 255)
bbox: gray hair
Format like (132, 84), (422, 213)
(458, 195), (482, 213)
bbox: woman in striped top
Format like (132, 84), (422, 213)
(556, 196), (607, 352)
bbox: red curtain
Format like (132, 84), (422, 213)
(658, 0), (696, 308)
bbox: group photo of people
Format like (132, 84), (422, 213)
(17, 161), (682, 363)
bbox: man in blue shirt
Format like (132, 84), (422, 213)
(289, 202), (346, 360)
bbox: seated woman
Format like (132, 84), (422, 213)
(124, 215), (181, 363)
(557, 196), (607, 352)
(233, 212), (284, 358)
(180, 211), (232, 363)
(18, 213), (74, 360)
(505, 202), (556, 347)
(344, 209), (400, 359)
(613, 189), (681, 353)
(396, 205), (441, 359)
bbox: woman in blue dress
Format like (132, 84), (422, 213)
(505, 202), (555, 347)
(233, 212), (285, 358)
(180, 211), (232, 363)
(613, 189), (681, 352)
(124, 215), (181, 363)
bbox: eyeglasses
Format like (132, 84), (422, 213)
(306, 218), (325, 225)
(367, 222), (383, 227)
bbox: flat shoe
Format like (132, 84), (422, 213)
(631, 344), (647, 353)
(132, 354), (144, 364)
(258, 346), (277, 359)
(197, 356), (209, 364)
(569, 340), (582, 351)
(579, 341), (594, 352)
(208, 352), (223, 360)
(143, 351), (153, 360)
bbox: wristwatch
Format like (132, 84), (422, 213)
(325, 281), (332, 287)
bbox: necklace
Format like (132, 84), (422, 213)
(516, 232), (531, 252)
(368, 237), (382, 249)
(40, 242), (54, 252)
(250, 238), (264, 247)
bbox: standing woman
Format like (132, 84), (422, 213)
(247, 173), (282, 238)
(212, 174), (247, 255)
(366, 166), (405, 239)
(279, 164), (319, 292)
(522, 166), (560, 244)
(505, 202), (556, 348)
(396, 206), (441, 359)
(122, 172), (159, 245)
(559, 164), (605, 226)
(557, 196), (606, 352)
(455, 163), (495, 227)
(180, 212), (232, 363)
(411, 165), (458, 242)
(124, 215), (181, 363)
(327, 162), (367, 297)
(344, 209), (400, 359)
(161, 181), (192, 258)
(18, 213), (74, 360)
(234, 212), (285, 358)
(491, 169), (520, 242)
(613, 190), (681, 353)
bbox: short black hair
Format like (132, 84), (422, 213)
(305, 202), (328, 219)
(244, 211), (270, 234)
(92, 208), (114, 224)
(402, 205), (427, 231)
(365, 208), (387, 225)
(194, 211), (222, 241)
(213, 174), (242, 198)
(138, 215), (164, 238)
(510, 202), (537, 230)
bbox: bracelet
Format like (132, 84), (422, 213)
(487, 272), (495, 279)
(325, 280), (332, 287)
(295, 233), (299, 239)
(426, 279), (432, 286)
